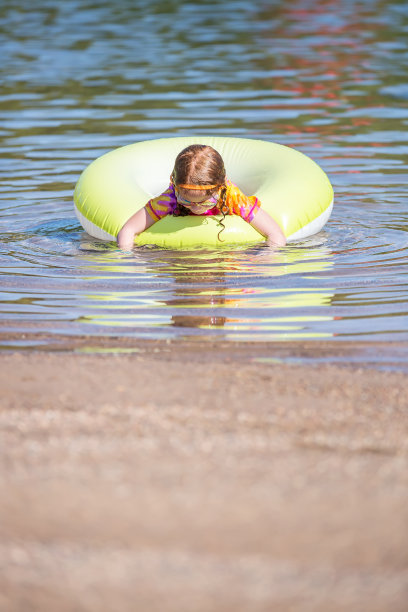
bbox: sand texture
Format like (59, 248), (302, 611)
(0, 342), (407, 611)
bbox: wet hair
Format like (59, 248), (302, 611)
(171, 144), (229, 240)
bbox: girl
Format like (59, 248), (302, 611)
(117, 144), (286, 250)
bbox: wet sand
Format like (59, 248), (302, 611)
(1, 340), (407, 611)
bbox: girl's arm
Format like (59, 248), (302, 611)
(117, 206), (156, 250)
(250, 208), (286, 246)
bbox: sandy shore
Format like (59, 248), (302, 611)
(1, 340), (407, 611)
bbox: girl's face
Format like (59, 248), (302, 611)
(175, 188), (219, 215)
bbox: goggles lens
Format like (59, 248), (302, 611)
(176, 191), (219, 207)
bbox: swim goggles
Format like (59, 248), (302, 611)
(175, 191), (220, 207)
(171, 177), (221, 206)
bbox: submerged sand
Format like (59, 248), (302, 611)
(0, 339), (407, 611)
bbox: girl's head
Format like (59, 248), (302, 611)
(171, 144), (226, 214)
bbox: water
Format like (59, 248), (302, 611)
(1, 0), (407, 352)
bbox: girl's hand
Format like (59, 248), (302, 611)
(117, 207), (155, 250)
(250, 208), (286, 246)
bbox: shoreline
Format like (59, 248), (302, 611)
(1, 331), (408, 370)
(1, 343), (407, 610)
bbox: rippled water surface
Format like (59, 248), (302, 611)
(1, 0), (407, 349)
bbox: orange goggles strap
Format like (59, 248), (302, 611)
(176, 183), (219, 190)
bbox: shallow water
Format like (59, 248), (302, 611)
(1, 0), (407, 350)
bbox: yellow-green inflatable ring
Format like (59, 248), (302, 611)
(74, 136), (333, 248)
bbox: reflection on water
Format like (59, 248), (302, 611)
(80, 247), (334, 339)
(0, 0), (407, 347)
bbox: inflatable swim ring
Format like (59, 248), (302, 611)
(74, 136), (333, 248)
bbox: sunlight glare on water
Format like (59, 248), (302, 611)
(0, 0), (407, 348)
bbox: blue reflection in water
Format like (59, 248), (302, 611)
(0, 0), (407, 349)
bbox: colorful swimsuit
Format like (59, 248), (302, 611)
(145, 180), (261, 223)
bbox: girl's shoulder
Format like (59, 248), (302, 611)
(224, 179), (247, 199)
(155, 183), (177, 203)
(145, 183), (177, 221)
(224, 179), (234, 193)
(161, 183), (177, 198)
(223, 179), (260, 222)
